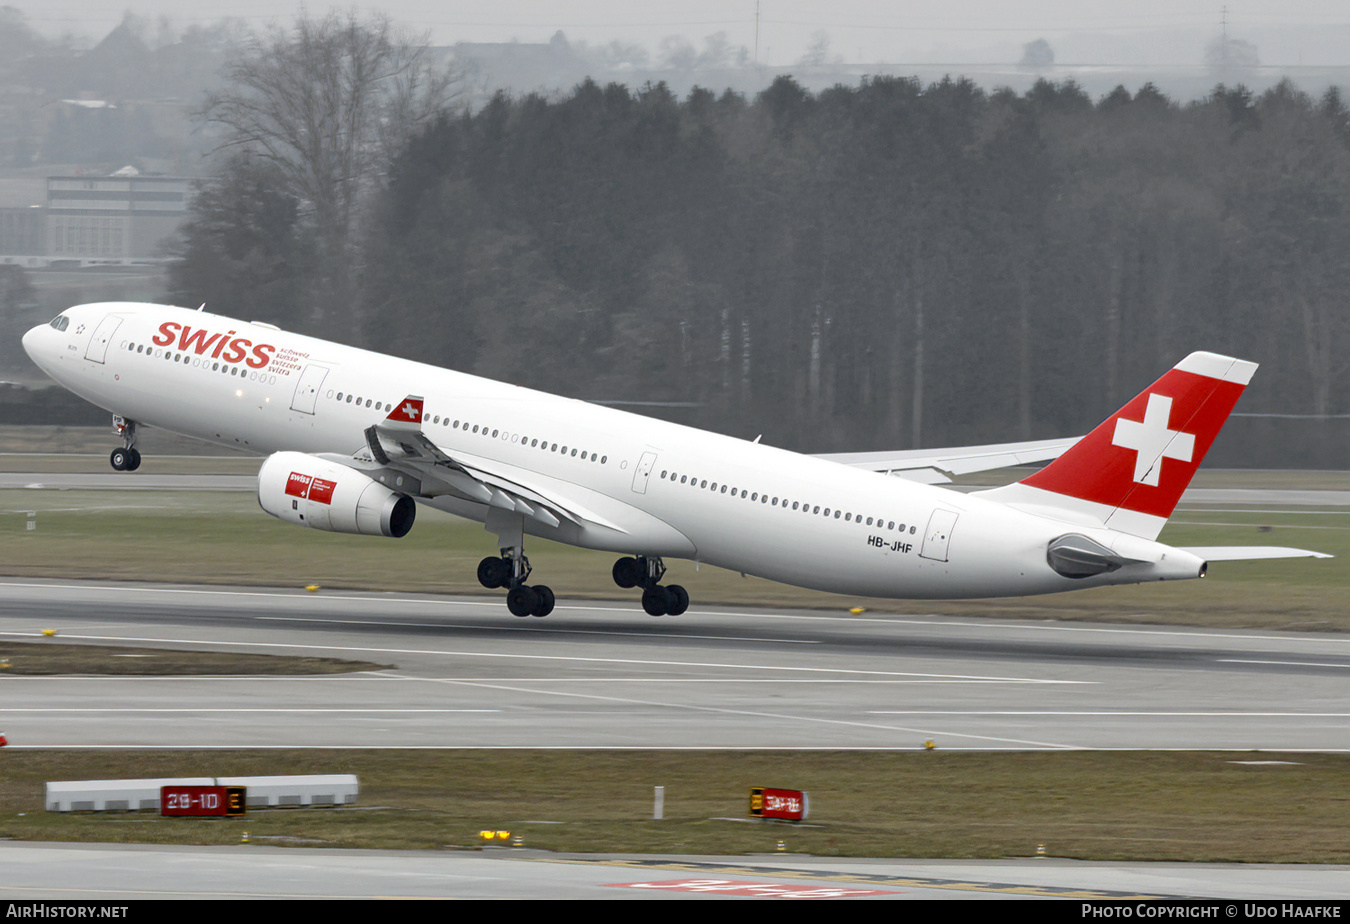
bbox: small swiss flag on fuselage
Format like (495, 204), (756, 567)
(1020, 353), (1254, 520)
(386, 396), (424, 425)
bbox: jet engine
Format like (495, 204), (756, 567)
(258, 451), (415, 538)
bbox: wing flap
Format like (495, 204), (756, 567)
(360, 395), (623, 533)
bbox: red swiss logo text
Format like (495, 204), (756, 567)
(152, 321), (276, 369)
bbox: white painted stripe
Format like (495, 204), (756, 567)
(1174, 351), (1257, 384)
(1219, 659), (1349, 669)
(7, 746), (1347, 751)
(869, 711), (1350, 716)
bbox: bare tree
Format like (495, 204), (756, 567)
(198, 11), (460, 325)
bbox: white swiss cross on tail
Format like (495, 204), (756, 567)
(1111, 393), (1195, 486)
(993, 351), (1257, 540)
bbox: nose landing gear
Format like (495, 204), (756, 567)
(109, 416), (141, 471)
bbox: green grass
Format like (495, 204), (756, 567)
(0, 425), (255, 460)
(0, 641), (387, 675)
(2, 750), (1346, 861)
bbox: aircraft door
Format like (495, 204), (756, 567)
(83, 315), (123, 364)
(631, 451), (658, 494)
(290, 364), (331, 415)
(919, 508), (959, 562)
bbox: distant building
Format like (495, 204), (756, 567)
(44, 168), (189, 265)
(0, 206), (44, 259)
(0, 177), (48, 262)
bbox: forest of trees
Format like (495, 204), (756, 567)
(169, 62), (1350, 466)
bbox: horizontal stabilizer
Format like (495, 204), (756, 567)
(1179, 546), (1332, 561)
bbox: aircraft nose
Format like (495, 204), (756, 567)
(22, 322), (52, 369)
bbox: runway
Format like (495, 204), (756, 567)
(2, 578), (1346, 751)
(4, 843), (1348, 900)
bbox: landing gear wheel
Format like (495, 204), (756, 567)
(531, 585), (555, 617)
(642, 585), (671, 617)
(666, 584), (689, 616)
(110, 416), (140, 471)
(507, 585), (540, 617)
(612, 556), (640, 588)
(477, 556), (511, 589)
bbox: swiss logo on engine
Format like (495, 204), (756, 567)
(283, 472), (336, 504)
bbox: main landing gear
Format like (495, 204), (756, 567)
(612, 555), (689, 616)
(109, 416), (141, 471)
(479, 509), (555, 617)
(477, 550), (555, 617)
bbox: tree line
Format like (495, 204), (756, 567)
(168, 21), (1350, 465)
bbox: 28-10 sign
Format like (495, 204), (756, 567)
(161, 786), (246, 817)
(749, 787), (809, 821)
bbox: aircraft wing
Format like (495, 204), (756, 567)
(333, 395), (628, 533)
(813, 437), (1081, 484)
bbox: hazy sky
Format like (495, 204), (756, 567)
(13, 1), (1350, 66)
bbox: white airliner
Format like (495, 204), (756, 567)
(22, 302), (1327, 617)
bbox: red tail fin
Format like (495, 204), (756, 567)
(986, 352), (1255, 539)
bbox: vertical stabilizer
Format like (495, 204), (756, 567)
(979, 352), (1255, 539)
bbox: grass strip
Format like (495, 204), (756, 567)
(1, 750), (1346, 862)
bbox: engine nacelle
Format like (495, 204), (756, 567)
(258, 451), (415, 538)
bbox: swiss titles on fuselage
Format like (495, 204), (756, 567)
(152, 321), (276, 369)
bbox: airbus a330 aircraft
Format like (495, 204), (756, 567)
(23, 302), (1327, 617)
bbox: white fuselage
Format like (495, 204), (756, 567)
(22, 302), (1203, 599)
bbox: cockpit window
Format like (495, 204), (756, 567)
(48, 315), (69, 331)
